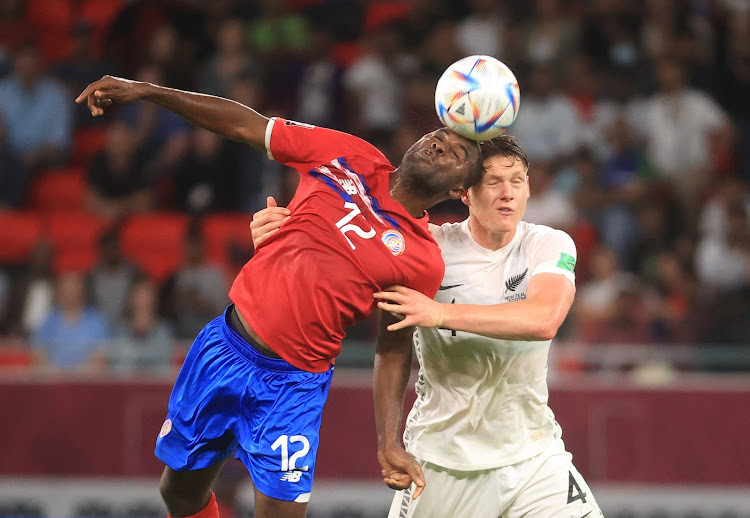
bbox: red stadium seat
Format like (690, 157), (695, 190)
(31, 168), (86, 213)
(0, 345), (33, 368)
(44, 212), (107, 273)
(70, 127), (107, 167)
(202, 213), (254, 274)
(120, 213), (189, 283)
(0, 211), (43, 264)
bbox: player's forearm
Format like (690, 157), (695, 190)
(139, 82), (269, 147)
(373, 318), (414, 450)
(440, 298), (567, 341)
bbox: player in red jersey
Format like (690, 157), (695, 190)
(76, 76), (482, 518)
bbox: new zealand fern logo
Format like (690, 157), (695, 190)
(504, 268), (528, 293)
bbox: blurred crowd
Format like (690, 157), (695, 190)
(0, 0), (749, 374)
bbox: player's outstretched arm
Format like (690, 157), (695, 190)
(75, 76), (269, 148)
(373, 309), (425, 499)
(375, 273), (575, 341)
(250, 197), (290, 248)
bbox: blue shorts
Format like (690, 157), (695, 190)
(155, 306), (334, 503)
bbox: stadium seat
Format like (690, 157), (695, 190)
(44, 212), (107, 273)
(120, 213), (189, 283)
(30, 168), (86, 213)
(26, 0), (74, 63)
(0, 344), (33, 368)
(0, 211), (43, 264)
(202, 213), (254, 274)
(70, 126), (107, 167)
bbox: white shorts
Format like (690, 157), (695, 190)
(388, 438), (603, 518)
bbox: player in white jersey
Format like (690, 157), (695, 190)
(251, 136), (603, 518)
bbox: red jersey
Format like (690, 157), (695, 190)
(229, 118), (445, 372)
(229, 118), (444, 372)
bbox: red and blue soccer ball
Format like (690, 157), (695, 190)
(435, 55), (521, 142)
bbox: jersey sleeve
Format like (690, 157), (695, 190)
(264, 117), (389, 172)
(527, 229), (577, 287)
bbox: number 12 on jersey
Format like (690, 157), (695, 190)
(336, 202), (375, 250)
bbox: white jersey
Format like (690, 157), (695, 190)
(403, 219), (577, 471)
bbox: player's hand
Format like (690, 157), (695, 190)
(250, 196), (290, 248)
(374, 285), (444, 331)
(378, 445), (425, 499)
(75, 75), (145, 117)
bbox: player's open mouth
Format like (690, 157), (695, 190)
(498, 208), (513, 214)
(421, 148), (434, 160)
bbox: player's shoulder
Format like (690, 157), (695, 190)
(428, 219), (465, 245)
(518, 221), (576, 250)
(275, 118), (390, 164)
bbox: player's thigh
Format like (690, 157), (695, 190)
(505, 443), (603, 518)
(234, 361), (335, 505)
(388, 461), (502, 518)
(155, 313), (245, 471)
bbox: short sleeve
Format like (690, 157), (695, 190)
(264, 117), (388, 171)
(527, 229), (577, 287)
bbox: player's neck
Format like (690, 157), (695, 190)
(389, 174), (433, 219)
(468, 216), (516, 251)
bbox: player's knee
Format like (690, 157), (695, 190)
(159, 469), (198, 513)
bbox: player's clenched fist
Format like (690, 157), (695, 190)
(75, 75), (144, 116)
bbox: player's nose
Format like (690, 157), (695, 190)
(431, 141), (445, 154)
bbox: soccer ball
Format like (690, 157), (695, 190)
(435, 55), (520, 142)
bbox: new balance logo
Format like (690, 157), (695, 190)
(280, 471), (303, 483)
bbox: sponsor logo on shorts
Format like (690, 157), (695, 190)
(280, 471), (303, 483)
(382, 230), (405, 256)
(159, 419), (172, 438)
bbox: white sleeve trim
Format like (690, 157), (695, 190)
(265, 117), (276, 160)
(530, 265), (575, 287)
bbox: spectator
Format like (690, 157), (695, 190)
(197, 16), (258, 98)
(508, 63), (582, 167)
(0, 114), (25, 209)
(643, 57), (733, 212)
(31, 271), (110, 371)
(522, 160), (577, 231)
(117, 65), (190, 177)
(524, 0), (579, 65)
(52, 22), (116, 128)
(172, 128), (246, 214)
(295, 29), (344, 128)
(574, 246), (642, 334)
(1, 241), (55, 336)
(86, 121), (153, 221)
(343, 24), (407, 143)
(90, 231), (139, 327)
(698, 176), (750, 242)
(0, 42), (72, 171)
(170, 227), (228, 339)
(110, 278), (174, 373)
(694, 200), (750, 293)
(455, 0), (505, 57)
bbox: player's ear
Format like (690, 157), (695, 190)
(448, 186), (465, 200)
(461, 189), (471, 207)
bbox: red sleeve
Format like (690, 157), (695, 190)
(264, 118), (389, 172)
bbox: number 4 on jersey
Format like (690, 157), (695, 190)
(567, 471), (588, 504)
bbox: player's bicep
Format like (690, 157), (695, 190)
(527, 273), (575, 331)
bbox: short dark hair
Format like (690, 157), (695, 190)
(479, 135), (529, 174)
(462, 140), (485, 189)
